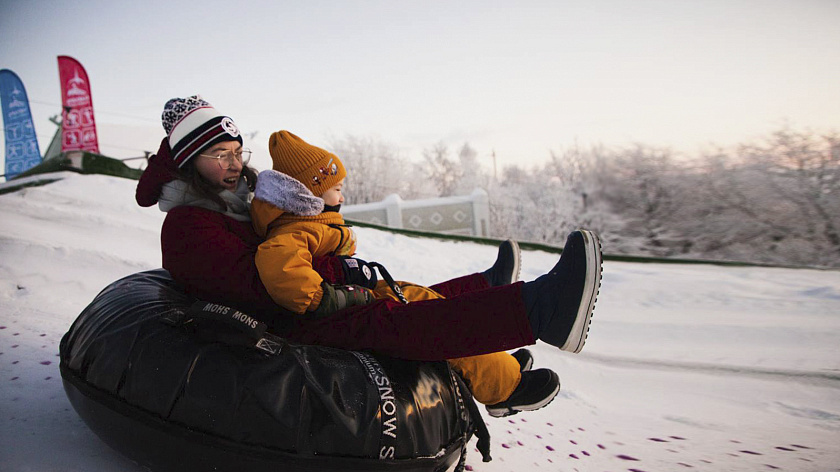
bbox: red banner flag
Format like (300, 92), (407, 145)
(57, 55), (99, 153)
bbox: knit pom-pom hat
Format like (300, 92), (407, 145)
(161, 95), (243, 167)
(268, 130), (346, 195)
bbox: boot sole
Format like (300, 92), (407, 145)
(560, 230), (602, 353)
(485, 372), (561, 418)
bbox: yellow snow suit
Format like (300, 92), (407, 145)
(251, 198), (521, 405)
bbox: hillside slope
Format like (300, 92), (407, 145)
(1, 173), (838, 471)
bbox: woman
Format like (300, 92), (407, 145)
(137, 96), (602, 370)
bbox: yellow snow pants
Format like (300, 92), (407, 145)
(372, 280), (522, 405)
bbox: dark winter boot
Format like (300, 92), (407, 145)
(511, 348), (533, 372)
(482, 239), (521, 286)
(521, 230), (602, 353)
(485, 368), (561, 418)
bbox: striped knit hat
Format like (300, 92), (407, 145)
(268, 130), (346, 194)
(161, 95), (242, 168)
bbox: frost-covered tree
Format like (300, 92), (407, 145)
(455, 142), (493, 195)
(422, 142), (463, 197)
(697, 128), (840, 266)
(487, 145), (613, 246)
(593, 144), (693, 256)
(329, 127), (838, 267)
(326, 134), (421, 204)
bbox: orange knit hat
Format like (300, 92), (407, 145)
(268, 131), (346, 195)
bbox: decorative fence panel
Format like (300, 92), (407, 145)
(343, 188), (490, 237)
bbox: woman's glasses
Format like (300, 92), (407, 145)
(199, 149), (252, 169)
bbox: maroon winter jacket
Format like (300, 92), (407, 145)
(160, 205), (534, 360)
(161, 205), (280, 316)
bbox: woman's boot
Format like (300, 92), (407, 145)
(521, 230), (603, 353)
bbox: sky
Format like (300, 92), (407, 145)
(1, 0), (839, 173)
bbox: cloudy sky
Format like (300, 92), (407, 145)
(2, 0), (839, 172)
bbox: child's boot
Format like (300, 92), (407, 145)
(511, 348), (533, 371)
(521, 230), (602, 353)
(485, 368), (561, 417)
(482, 239), (521, 286)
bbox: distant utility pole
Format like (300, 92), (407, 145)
(491, 149), (498, 181)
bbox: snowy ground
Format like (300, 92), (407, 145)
(1, 173), (839, 472)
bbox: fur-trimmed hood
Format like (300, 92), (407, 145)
(254, 169), (324, 216)
(251, 169), (345, 238)
(159, 178), (252, 222)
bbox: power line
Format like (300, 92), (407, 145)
(15, 99), (158, 154)
(27, 132), (154, 156)
(27, 98), (159, 124)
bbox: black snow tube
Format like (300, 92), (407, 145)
(59, 269), (484, 472)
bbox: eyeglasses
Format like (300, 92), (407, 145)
(199, 148), (252, 169)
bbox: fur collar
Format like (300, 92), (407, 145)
(254, 170), (324, 216)
(158, 178), (251, 222)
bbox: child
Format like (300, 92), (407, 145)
(251, 130), (561, 417)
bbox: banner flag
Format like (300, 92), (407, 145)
(0, 69), (42, 179)
(57, 56), (99, 154)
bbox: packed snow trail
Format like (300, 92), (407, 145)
(1, 173), (838, 471)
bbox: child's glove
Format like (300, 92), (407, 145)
(339, 256), (378, 289)
(311, 283), (375, 317)
(311, 256), (378, 289)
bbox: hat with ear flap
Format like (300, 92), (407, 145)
(268, 130), (346, 194)
(161, 95), (243, 167)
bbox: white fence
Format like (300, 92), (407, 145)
(343, 188), (490, 237)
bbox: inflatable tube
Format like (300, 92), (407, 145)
(60, 270), (483, 472)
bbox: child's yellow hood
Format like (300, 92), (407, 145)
(250, 198), (285, 238)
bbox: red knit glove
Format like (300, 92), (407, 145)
(135, 137), (177, 207)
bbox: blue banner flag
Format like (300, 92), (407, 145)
(1, 69), (42, 179)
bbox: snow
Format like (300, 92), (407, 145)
(1, 172), (839, 471)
